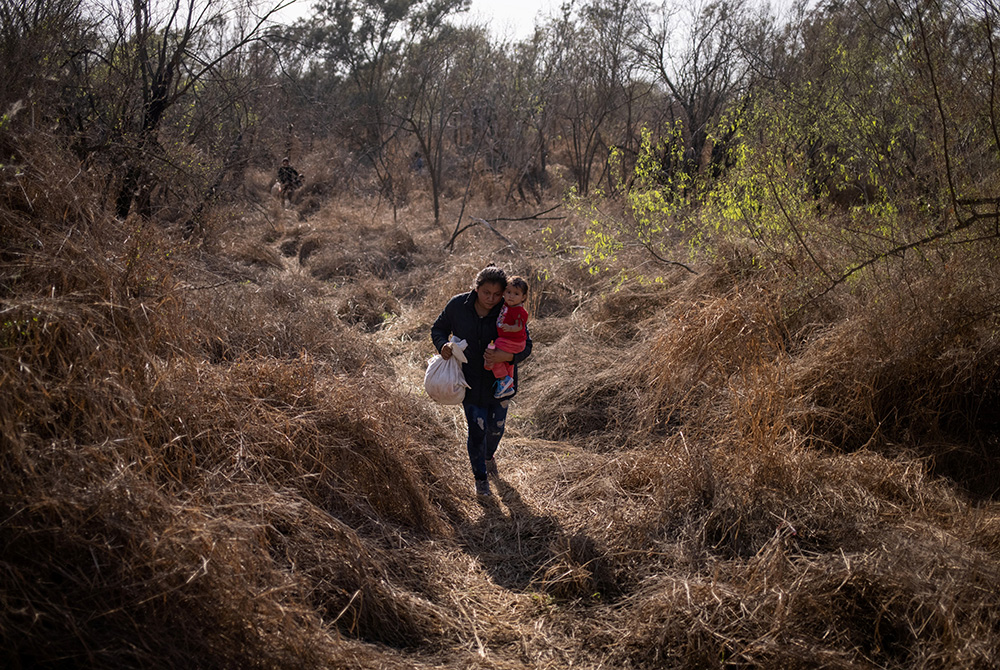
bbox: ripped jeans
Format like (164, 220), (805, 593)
(463, 400), (509, 481)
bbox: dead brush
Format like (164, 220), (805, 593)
(144, 354), (451, 533)
(297, 146), (369, 199)
(586, 271), (692, 343)
(5, 330), (460, 658)
(608, 549), (960, 668)
(0, 261), (346, 669)
(333, 276), (401, 332)
(597, 433), (1000, 668)
(520, 274), (677, 445)
(0, 130), (104, 233)
(186, 279), (391, 374)
(138, 355), (471, 646)
(1, 140), (472, 666)
(1, 461), (354, 668)
(295, 215), (418, 282)
(530, 239), (1000, 666)
(208, 483), (456, 648)
(526, 282), (787, 448)
(524, 274), (789, 448)
(529, 532), (618, 600)
(3, 301), (461, 665)
(625, 287), (788, 437)
(524, 330), (637, 445)
(588, 288), (671, 342)
(1, 238), (187, 452)
(787, 256), (1000, 489)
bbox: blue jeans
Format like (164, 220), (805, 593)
(463, 400), (509, 480)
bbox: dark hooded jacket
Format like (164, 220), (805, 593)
(431, 289), (532, 405)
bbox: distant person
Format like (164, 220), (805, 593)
(431, 265), (532, 496)
(411, 151), (424, 173)
(276, 157), (303, 205)
(484, 276), (529, 399)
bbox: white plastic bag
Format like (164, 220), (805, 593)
(424, 336), (470, 404)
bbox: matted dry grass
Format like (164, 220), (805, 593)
(3, 137), (1000, 669)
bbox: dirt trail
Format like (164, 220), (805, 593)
(435, 434), (613, 666)
(372, 298), (607, 663)
(280, 206), (627, 666)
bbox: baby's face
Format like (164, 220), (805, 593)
(503, 286), (526, 306)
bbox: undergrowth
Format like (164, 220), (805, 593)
(3, 134), (1000, 669)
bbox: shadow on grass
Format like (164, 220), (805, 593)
(456, 472), (618, 600)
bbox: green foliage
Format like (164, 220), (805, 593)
(703, 93), (823, 250)
(568, 125), (674, 278)
(562, 0), (1000, 293)
(572, 187), (623, 276)
(622, 124), (691, 242)
(570, 120), (712, 282)
(701, 0), (998, 278)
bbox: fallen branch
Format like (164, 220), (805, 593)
(487, 204), (564, 223)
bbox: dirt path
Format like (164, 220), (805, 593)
(410, 402), (623, 667)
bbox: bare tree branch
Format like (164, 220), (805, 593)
(640, 240), (698, 274)
(444, 205), (564, 250)
(766, 171), (832, 281)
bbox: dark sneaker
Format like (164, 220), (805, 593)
(485, 458), (498, 476)
(475, 479), (491, 496)
(494, 375), (515, 399)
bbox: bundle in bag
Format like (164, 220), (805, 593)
(424, 337), (470, 404)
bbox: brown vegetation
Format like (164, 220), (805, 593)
(4, 0), (1000, 665)
(3, 117), (1000, 669)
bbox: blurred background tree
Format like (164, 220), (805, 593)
(2, 0), (996, 268)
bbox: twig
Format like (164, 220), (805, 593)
(453, 597), (486, 658)
(179, 280), (238, 291)
(330, 590), (362, 627)
(641, 240), (698, 274)
(488, 204), (564, 223)
(471, 217), (519, 251)
(766, 172), (832, 281)
(445, 205), (563, 250)
(452, 124), (491, 241)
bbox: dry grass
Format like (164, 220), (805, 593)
(3, 135), (1000, 669)
(516, 229), (1000, 667)
(1, 140), (459, 666)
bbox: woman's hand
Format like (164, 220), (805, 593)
(483, 347), (513, 367)
(440, 342), (453, 360)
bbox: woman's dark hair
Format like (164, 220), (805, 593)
(473, 264), (507, 289)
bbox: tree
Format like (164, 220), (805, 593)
(101, 0), (297, 219)
(397, 25), (493, 223)
(292, 0), (469, 212)
(465, 31), (552, 206)
(0, 0), (88, 118)
(543, 0), (646, 195)
(633, 0), (752, 183)
(697, 0), (1000, 294)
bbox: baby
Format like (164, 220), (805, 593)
(485, 276), (529, 399)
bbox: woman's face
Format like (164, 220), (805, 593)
(475, 281), (504, 312)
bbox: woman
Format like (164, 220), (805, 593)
(431, 265), (532, 496)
